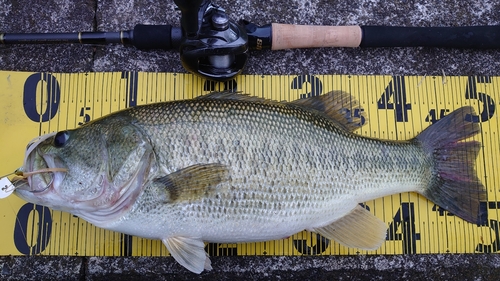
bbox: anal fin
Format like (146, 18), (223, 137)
(312, 205), (387, 250)
(162, 236), (212, 274)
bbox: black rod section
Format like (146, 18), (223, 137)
(360, 25), (500, 49)
(241, 21), (272, 50)
(0, 31), (130, 44)
(0, 25), (183, 50)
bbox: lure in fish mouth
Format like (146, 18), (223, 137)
(12, 91), (486, 274)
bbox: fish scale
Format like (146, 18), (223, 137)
(14, 91), (485, 274)
(106, 97), (430, 240)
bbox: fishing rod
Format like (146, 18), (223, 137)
(1, 0), (500, 81)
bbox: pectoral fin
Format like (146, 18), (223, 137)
(312, 205), (387, 250)
(162, 236), (212, 274)
(155, 163), (230, 203)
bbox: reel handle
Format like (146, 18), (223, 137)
(173, 0), (206, 37)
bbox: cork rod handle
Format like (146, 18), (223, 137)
(271, 23), (362, 50)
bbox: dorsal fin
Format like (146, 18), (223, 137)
(197, 91), (275, 104)
(289, 91), (367, 132)
(198, 91), (367, 132)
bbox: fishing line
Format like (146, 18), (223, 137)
(0, 172), (29, 245)
(0, 171), (16, 179)
(7, 196), (29, 245)
(1, 168), (67, 249)
(1, 172), (17, 194)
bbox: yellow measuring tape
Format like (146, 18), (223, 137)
(0, 71), (498, 257)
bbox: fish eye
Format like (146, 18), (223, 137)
(54, 131), (70, 148)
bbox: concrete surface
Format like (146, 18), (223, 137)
(2, 254), (500, 280)
(1, 0), (500, 280)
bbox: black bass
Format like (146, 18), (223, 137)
(14, 91), (485, 273)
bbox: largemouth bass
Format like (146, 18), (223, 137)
(14, 91), (485, 273)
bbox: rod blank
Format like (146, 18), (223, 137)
(0, 25), (182, 50)
(0, 31), (130, 45)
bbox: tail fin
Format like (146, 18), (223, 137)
(417, 106), (486, 224)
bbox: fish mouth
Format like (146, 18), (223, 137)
(15, 133), (67, 194)
(14, 153), (66, 195)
